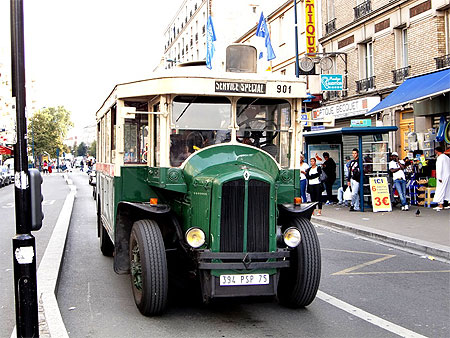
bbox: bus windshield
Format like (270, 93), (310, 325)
(170, 96), (231, 167)
(237, 98), (291, 167)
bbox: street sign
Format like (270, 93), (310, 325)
(301, 112), (311, 127)
(311, 125), (325, 131)
(320, 74), (343, 91)
(369, 177), (392, 212)
(351, 119), (372, 127)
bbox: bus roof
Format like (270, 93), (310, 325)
(96, 68), (307, 120)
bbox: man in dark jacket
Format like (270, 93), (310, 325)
(322, 152), (336, 204)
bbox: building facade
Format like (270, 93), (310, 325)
(319, 0), (450, 157)
(0, 58), (15, 146)
(162, 0), (286, 70)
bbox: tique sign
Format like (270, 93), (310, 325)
(312, 96), (380, 120)
(305, 0), (316, 53)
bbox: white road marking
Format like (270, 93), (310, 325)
(317, 291), (428, 338)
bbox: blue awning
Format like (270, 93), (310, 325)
(368, 68), (450, 115)
(303, 126), (397, 137)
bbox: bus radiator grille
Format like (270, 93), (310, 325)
(220, 179), (270, 252)
(247, 179), (270, 252)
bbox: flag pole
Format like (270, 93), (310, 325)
(294, 0), (300, 78)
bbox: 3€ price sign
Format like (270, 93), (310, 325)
(369, 177), (392, 212)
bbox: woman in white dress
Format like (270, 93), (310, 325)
(433, 146), (450, 211)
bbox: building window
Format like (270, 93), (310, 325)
(402, 29), (408, 67)
(327, 0), (335, 23)
(365, 42), (373, 78)
(357, 42), (375, 92)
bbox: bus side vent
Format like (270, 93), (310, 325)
(247, 180), (270, 252)
(220, 179), (245, 252)
(226, 45), (257, 73)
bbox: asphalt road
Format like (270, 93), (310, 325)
(0, 173), (69, 337)
(58, 172), (450, 338)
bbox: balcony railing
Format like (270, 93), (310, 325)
(435, 54), (450, 69)
(392, 66), (410, 84)
(325, 18), (336, 35)
(356, 76), (375, 92)
(354, 0), (371, 20)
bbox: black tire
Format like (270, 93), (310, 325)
(129, 219), (168, 316)
(277, 216), (321, 308)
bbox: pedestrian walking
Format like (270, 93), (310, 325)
(42, 160), (48, 175)
(347, 148), (360, 211)
(389, 152), (409, 211)
(306, 157), (323, 216)
(433, 146), (450, 211)
(322, 152), (336, 204)
(300, 154), (309, 203)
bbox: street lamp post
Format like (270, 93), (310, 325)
(10, 0), (39, 336)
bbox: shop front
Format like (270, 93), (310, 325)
(303, 126), (397, 212)
(368, 67), (450, 208)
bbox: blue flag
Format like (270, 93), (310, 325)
(206, 16), (216, 70)
(255, 12), (276, 61)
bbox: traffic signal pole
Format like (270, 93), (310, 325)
(10, 0), (40, 336)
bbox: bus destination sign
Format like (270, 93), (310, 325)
(215, 81), (266, 94)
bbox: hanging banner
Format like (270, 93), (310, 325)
(305, 0), (316, 53)
(369, 177), (392, 212)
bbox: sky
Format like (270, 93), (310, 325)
(1, 0), (183, 133)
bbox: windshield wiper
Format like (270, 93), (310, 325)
(175, 96), (197, 122)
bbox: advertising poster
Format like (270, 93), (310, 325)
(307, 144), (342, 194)
(369, 177), (392, 212)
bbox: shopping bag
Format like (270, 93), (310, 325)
(319, 169), (327, 182)
(343, 187), (352, 201)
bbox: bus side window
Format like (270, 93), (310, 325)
(124, 113), (149, 164)
(124, 120), (138, 163)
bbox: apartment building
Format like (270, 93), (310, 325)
(162, 0), (286, 70)
(0, 59), (15, 146)
(318, 0), (450, 157)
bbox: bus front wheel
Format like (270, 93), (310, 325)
(277, 216), (321, 308)
(129, 219), (168, 316)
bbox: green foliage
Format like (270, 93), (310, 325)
(28, 106), (73, 158)
(77, 142), (88, 156)
(89, 140), (97, 157)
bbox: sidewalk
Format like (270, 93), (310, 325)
(312, 203), (450, 262)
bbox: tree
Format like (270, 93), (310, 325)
(77, 142), (88, 156)
(89, 140), (97, 158)
(28, 106), (73, 159)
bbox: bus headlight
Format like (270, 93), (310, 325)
(185, 228), (206, 248)
(283, 227), (301, 248)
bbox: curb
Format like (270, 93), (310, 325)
(312, 215), (450, 262)
(11, 174), (75, 338)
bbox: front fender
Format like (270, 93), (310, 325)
(114, 201), (174, 274)
(278, 202), (318, 221)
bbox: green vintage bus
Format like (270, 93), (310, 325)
(95, 46), (321, 316)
